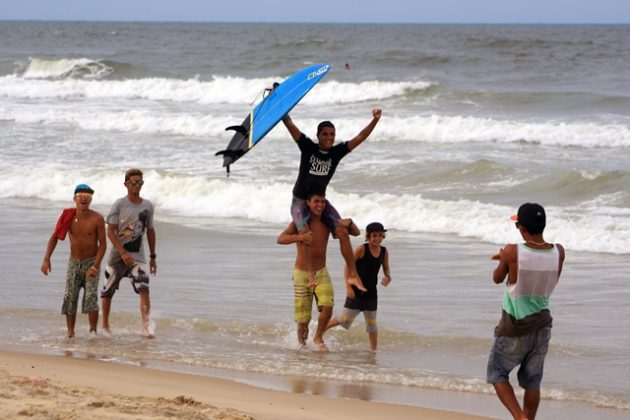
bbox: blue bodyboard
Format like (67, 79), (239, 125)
(216, 63), (332, 174)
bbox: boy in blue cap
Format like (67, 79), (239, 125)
(41, 183), (106, 338)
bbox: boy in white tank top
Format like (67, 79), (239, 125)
(487, 203), (565, 420)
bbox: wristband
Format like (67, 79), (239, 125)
(150, 254), (156, 259)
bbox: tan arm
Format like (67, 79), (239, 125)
(147, 227), (157, 274)
(347, 109), (382, 151)
(40, 234), (59, 275)
(282, 115), (302, 142)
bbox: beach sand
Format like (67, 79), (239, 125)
(0, 349), (489, 420)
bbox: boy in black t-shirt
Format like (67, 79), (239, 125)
(282, 109), (382, 290)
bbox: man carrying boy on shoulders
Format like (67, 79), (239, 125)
(282, 108), (381, 290)
(277, 190), (360, 351)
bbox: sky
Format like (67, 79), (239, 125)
(1, 0), (629, 24)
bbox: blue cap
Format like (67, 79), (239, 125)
(74, 183), (94, 195)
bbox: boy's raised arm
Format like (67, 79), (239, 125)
(347, 108), (382, 151)
(282, 115), (302, 142)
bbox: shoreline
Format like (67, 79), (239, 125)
(0, 348), (488, 420)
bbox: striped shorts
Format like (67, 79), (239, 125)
(293, 267), (334, 324)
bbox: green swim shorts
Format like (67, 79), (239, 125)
(62, 257), (99, 315)
(293, 267), (334, 324)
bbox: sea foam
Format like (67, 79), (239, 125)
(1, 71), (430, 105)
(1, 104), (628, 149)
(21, 57), (114, 80)
(1, 167), (629, 254)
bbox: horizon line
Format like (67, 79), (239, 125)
(1, 19), (629, 25)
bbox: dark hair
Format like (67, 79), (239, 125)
(125, 168), (143, 181)
(521, 224), (545, 235)
(317, 120), (335, 135)
(306, 189), (326, 200)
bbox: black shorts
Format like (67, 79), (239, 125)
(344, 297), (377, 312)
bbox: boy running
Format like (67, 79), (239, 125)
(326, 222), (391, 350)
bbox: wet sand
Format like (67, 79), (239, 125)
(0, 349), (489, 420)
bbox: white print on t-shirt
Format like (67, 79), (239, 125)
(309, 155), (332, 176)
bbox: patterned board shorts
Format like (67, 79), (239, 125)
(293, 267), (334, 324)
(62, 257), (99, 315)
(101, 260), (150, 299)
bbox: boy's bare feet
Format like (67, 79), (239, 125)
(142, 314), (155, 338)
(314, 339), (329, 352)
(142, 328), (155, 339)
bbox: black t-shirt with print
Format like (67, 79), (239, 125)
(292, 133), (350, 200)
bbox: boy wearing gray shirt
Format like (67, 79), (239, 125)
(101, 169), (157, 338)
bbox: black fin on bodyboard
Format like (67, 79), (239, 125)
(225, 125), (248, 136)
(215, 149), (246, 176)
(215, 149), (245, 160)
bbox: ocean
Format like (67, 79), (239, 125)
(0, 21), (629, 419)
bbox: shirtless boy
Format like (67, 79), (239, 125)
(277, 191), (359, 351)
(41, 183), (106, 338)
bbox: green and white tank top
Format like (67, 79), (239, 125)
(503, 243), (560, 320)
